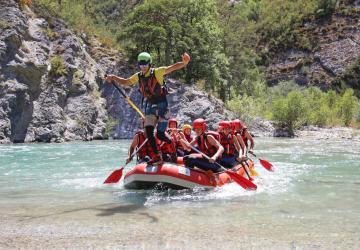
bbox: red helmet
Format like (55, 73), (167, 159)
(168, 118), (178, 128)
(232, 119), (243, 129)
(220, 121), (232, 130)
(193, 118), (206, 131)
(218, 120), (226, 128)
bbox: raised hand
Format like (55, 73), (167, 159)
(182, 53), (190, 65)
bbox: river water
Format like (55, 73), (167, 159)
(0, 138), (359, 249)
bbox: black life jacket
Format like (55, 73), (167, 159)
(138, 68), (167, 104)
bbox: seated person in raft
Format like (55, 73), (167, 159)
(217, 121), (246, 169)
(180, 118), (224, 173)
(126, 124), (157, 164)
(158, 118), (178, 163)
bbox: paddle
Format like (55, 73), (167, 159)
(107, 76), (145, 119)
(181, 140), (257, 190)
(242, 159), (259, 177)
(81, 48), (145, 119)
(249, 152), (274, 172)
(103, 138), (148, 184)
(237, 159), (254, 181)
(104, 74), (145, 119)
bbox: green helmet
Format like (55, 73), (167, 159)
(137, 52), (152, 64)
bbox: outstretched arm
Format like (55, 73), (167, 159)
(105, 75), (133, 87)
(164, 53), (190, 75)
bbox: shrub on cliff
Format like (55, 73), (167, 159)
(49, 55), (67, 77)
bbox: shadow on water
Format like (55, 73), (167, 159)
(18, 202), (159, 223)
(95, 204), (158, 223)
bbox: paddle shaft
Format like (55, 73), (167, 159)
(180, 139), (225, 171)
(103, 138), (149, 184)
(249, 152), (258, 158)
(81, 48), (145, 119)
(105, 75), (145, 119)
(129, 138), (148, 162)
(237, 159), (252, 180)
(180, 139), (257, 190)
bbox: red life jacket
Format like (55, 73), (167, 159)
(219, 132), (236, 157)
(160, 134), (177, 154)
(136, 131), (156, 160)
(138, 68), (167, 104)
(196, 131), (220, 156)
(184, 133), (193, 143)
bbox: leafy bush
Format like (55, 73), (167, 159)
(271, 91), (307, 132)
(105, 117), (118, 137)
(227, 94), (267, 118)
(316, 0), (339, 18)
(43, 28), (59, 41)
(33, 0), (119, 48)
(49, 55), (67, 77)
(336, 88), (358, 126)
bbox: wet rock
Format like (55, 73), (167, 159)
(273, 128), (294, 137)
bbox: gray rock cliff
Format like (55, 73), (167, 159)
(0, 0), (107, 143)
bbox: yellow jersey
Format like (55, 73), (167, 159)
(128, 67), (166, 85)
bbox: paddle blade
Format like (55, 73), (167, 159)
(226, 171), (257, 190)
(103, 168), (123, 184)
(250, 168), (259, 177)
(259, 159), (274, 172)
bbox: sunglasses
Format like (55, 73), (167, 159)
(138, 60), (150, 66)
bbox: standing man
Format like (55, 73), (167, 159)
(105, 52), (190, 165)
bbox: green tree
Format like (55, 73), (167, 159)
(119, 0), (222, 88)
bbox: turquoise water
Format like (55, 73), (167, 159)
(0, 138), (359, 248)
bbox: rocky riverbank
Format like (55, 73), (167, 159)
(295, 126), (360, 140)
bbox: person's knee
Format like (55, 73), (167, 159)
(183, 155), (196, 167)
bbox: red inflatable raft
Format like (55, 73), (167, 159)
(124, 159), (255, 189)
